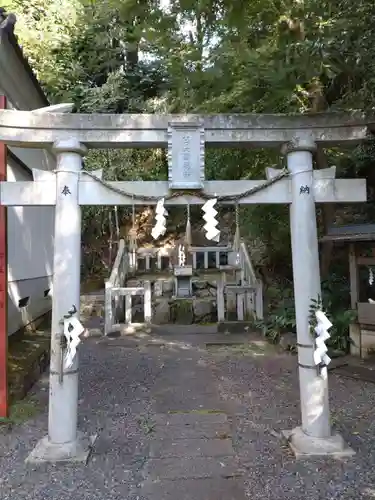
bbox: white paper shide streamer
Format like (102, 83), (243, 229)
(63, 316), (85, 369)
(313, 310), (332, 380)
(151, 198), (168, 240)
(202, 198), (220, 242)
(178, 244), (186, 267)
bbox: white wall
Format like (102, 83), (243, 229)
(7, 157), (54, 334)
(0, 31), (57, 334)
(7, 157), (54, 281)
(7, 276), (52, 334)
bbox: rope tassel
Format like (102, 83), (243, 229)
(185, 204), (192, 247)
(233, 203), (241, 252)
(78, 167), (289, 203)
(128, 197), (138, 250)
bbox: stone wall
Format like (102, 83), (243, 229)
(350, 323), (375, 358)
(129, 276), (219, 324)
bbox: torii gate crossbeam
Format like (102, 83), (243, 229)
(0, 109), (366, 463)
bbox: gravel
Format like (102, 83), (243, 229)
(210, 347), (375, 499)
(1, 335), (375, 499)
(0, 338), (163, 500)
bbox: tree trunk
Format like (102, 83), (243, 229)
(316, 147), (335, 280)
(308, 76), (334, 280)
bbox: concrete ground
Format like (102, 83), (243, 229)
(1, 329), (375, 500)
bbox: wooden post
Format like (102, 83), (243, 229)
(192, 251), (197, 269)
(157, 251), (162, 270)
(215, 251), (220, 268)
(154, 279), (163, 297)
(349, 243), (358, 310)
(237, 293), (244, 320)
(125, 295), (132, 324)
(217, 275), (225, 321)
(204, 251), (209, 269)
(104, 282), (113, 335)
(144, 280), (152, 323)
(0, 95), (7, 418)
(255, 280), (263, 319)
(145, 254), (151, 270)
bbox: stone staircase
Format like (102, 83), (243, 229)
(80, 292), (105, 336)
(103, 240), (263, 336)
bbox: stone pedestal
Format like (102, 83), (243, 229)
(26, 432), (97, 464)
(281, 427), (355, 458)
(174, 265), (193, 298)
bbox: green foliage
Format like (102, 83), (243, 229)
(257, 275), (356, 351)
(4, 0), (375, 290)
(255, 309), (296, 343)
(321, 274), (358, 351)
(254, 286), (296, 342)
(308, 295), (323, 338)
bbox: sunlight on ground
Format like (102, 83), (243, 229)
(103, 328), (281, 357)
(205, 341), (275, 357)
(0, 397), (41, 426)
(363, 489), (375, 498)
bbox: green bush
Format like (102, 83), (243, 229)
(256, 273), (357, 352)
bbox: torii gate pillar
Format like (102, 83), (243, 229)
(281, 138), (354, 457)
(27, 139), (94, 463)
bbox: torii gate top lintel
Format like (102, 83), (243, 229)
(0, 107), (372, 149)
(0, 111), (367, 207)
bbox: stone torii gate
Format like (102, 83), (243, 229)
(0, 109), (368, 462)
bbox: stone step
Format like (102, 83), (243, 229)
(81, 292), (105, 303)
(150, 324), (218, 335)
(127, 268), (239, 283)
(225, 284), (256, 292)
(153, 412), (227, 426)
(149, 438), (234, 458)
(81, 306), (104, 318)
(217, 321), (256, 334)
(80, 293), (105, 317)
(143, 456), (241, 480)
(140, 478), (247, 500)
(151, 422), (232, 440)
(153, 296), (216, 302)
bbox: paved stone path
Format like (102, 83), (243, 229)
(94, 331), (248, 499)
(2, 327), (375, 499)
(141, 412), (245, 500)
(138, 340), (247, 500)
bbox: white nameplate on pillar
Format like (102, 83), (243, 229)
(168, 122), (205, 190)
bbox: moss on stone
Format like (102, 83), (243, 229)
(0, 397), (42, 427)
(7, 315), (51, 404)
(171, 299), (194, 324)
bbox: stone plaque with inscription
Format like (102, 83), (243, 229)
(174, 265), (193, 277)
(168, 122), (205, 189)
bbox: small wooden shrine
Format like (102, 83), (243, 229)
(321, 223), (375, 357)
